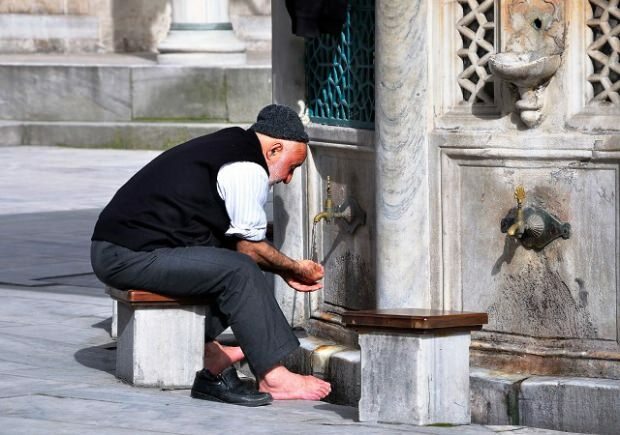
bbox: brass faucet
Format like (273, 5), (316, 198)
(313, 176), (336, 223)
(500, 185), (571, 250)
(312, 176), (366, 234)
(506, 185), (526, 238)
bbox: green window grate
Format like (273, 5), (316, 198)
(304, 0), (375, 130)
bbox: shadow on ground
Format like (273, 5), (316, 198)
(74, 342), (117, 376)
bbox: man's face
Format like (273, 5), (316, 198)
(267, 141), (308, 186)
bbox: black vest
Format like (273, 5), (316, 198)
(92, 128), (268, 251)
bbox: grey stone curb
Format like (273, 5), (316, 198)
(284, 337), (620, 434)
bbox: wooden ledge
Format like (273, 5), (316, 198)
(342, 308), (488, 332)
(105, 287), (211, 307)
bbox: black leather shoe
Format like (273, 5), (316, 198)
(191, 367), (272, 407)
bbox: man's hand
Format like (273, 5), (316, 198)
(283, 260), (324, 292)
(235, 239), (325, 292)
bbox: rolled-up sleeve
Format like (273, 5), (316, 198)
(216, 161), (269, 241)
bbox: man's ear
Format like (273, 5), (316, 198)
(266, 142), (284, 161)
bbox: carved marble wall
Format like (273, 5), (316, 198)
(434, 0), (620, 378)
(274, 0), (620, 380)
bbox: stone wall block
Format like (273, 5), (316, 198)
(0, 0), (65, 14)
(0, 123), (23, 146)
(225, 67), (271, 123)
(470, 368), (529, 425)
(358, 331), (471, 425)
(112, 0), (170, 52)
(131, 66), (227, 121)
(116, 303), (206, 388)
(0, 65), (131, 121)
(22, 122), (227, 149)
(520, 376), (620, 434)
(326, 350), (360, 407)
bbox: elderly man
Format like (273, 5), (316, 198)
(91, 104), (330, 406)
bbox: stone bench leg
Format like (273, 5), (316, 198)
(358, 330), (471, 425)
(111, 299), (118, 339)
(116, 302), (206, 388)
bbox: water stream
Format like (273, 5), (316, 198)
(304, 221), (321, 320)
(310, 221), (319, 263)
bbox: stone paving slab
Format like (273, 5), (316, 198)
(0, 146), (160, 215)
(0, 286), (575, 435)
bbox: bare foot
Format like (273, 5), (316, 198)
(203, 341), (245, 375)
(258, 365), (331, 400)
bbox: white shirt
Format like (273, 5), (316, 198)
(216, 161), (269, 241)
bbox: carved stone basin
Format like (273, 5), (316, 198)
(489, 52), (561, 89)
(488, 52), (561, 127)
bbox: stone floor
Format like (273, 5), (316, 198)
(0, 146), (575, 434)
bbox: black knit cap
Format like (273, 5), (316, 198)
(250, 104), (309, 143)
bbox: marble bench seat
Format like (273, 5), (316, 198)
(106, 287), (210, 389)
(343, 308), (488, 426)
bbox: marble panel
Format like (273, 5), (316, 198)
(23, 121), (225, 149)
(0, 65), (131, 121)
(272, 168), (308, 327)
(225, 67), (272, 123)
(131, 67), (227, 121)
(444, 158), (618, 341)
(308, 146), (375, 312)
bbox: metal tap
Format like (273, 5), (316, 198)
(312, 176), (366, 234)
(500, 185), (571, 250)
(506, 185), (526, 238)
(313, 176), (335, 223)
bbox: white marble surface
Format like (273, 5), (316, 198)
(0, 65), (132, 122)
(358, 331), (471, 425)
(131, 66), (271, 122)
(0, 146), (160, 215)
(117, 303), (206, 388)
(520, 376), (620, 434)
(374, 0), (432, 309)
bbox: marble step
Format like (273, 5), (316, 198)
(276, 333), (620, 433)
(0, 57), (271, 125)
(0, 120), (244, 149)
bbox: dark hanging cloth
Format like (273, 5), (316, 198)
(285, 0), (348, 38)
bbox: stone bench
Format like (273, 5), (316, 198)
(343, 308), (488, 425)
(106, 287), (210, 389)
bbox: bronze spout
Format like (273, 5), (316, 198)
(507, 186), (526, 239)
(313, 211), (332, 224)
(500, 185), (571, 250)
(313, 176), (366, 234)
(507, 206), (525, 238)
(314, 176), (334, 223)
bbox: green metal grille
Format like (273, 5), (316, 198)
(304, 0), (375, 130)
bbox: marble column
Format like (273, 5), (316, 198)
(375, 0), (431, 308)
(158, 0), (246, 65)
(271, 0), (308, 327)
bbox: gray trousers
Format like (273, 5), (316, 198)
(91, 240), (299, 376)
